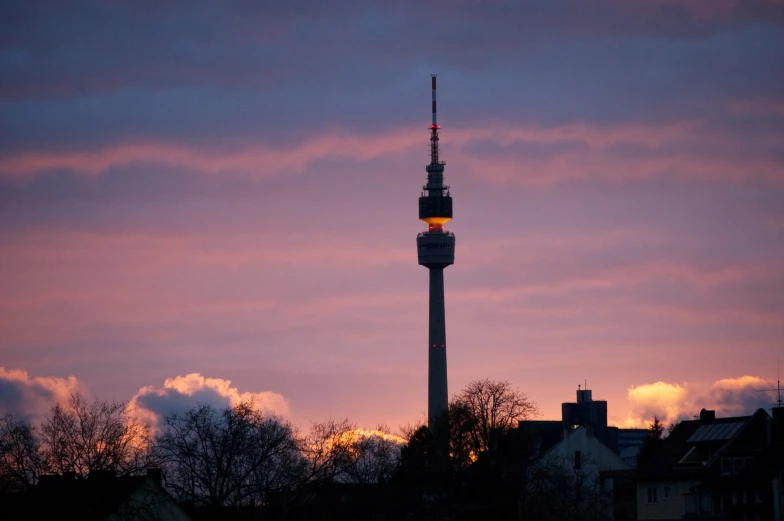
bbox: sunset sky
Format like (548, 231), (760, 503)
(1, 1), (783, 432)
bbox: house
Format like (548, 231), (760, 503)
(637, 408), (779, 521)
(516, 385), (648, 520)
(524, 426), (632, 521)
(530, 425), (633, 478)
(0, 468), (191, 521)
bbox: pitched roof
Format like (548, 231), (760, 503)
(637, 409), (771, 481)
(535, 426), (631, 472)
(1, 472), (183, 521)
(687, 421), (745, 443)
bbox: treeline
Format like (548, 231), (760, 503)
(0, 380), (610, 520)
(0, 394), (399, 505)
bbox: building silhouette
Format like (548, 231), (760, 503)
(0, 469), (190, 521)
(519, 385), (648, 463)
(636, 407), (779, 520)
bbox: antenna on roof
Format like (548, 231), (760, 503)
(755, 355), (783, 409)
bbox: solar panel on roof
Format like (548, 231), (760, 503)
(686, 422), (744, 443)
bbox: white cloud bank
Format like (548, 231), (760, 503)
(624, 375), (774, 427)
(129, 373), (291, 428)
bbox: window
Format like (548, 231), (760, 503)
(701, 493), (712, 513)
(732, 493), (738, 505)
(647, 487), (658, 504)
(574, 450), (581, 470)
(663, 486), (670, 499)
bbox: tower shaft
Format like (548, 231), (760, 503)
(428, 268), (448, 431)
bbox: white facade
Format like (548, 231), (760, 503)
(107, 478), (192, 521)
(531, 426), (632, 478)
(636, 478), (700, 521)
(527, 427), (632, 521)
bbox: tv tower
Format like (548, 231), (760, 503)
(417, 75), (454, 451)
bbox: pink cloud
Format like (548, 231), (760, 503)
(3, 120), (780, 185)
(0, 131), (423, 179)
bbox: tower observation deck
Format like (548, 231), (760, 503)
(417, 75), (454, 454)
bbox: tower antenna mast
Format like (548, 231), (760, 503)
(430, 74), (440, 164)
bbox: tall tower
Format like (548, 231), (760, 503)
(417, 75), (454, 450)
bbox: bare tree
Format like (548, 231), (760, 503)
(339, 426), (401, 484)
(154, 402), (299, 508)
(39, 393), (155, 478)
(0, 414), (49, 492)
(524, 451), (614, 521)
(297, 419), (355, 485)
(448, 401), (478, 470)
(250, 414), (304, 502)
(450, 379), (539, 461)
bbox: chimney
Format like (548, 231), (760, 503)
(146, 467), (163, 487)
(773, 407), (784, 446)
(699, 408), (716, 421)
(88, 469), (117, 481)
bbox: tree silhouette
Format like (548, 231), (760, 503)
(637, 416), (665, 466)
(154, 401), (298, 508)
(39, 393), (155, 478)
(449, 379), (539, 466)
(524, 451), (614, 521)
(338, 426), (400, 485)
(0, 414), (49, 492)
